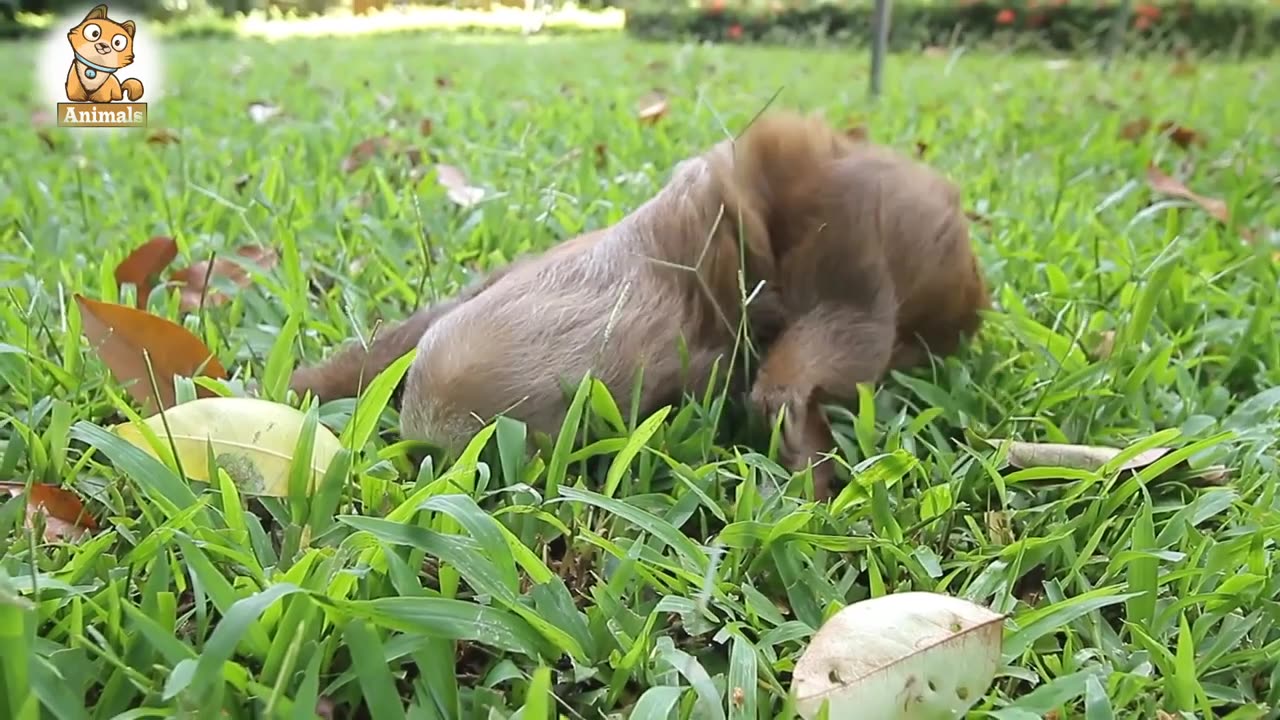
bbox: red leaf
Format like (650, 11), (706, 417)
(74, 294), (227, 412)
(115, 236), (178, 308)
(0, 482), (97, 542)
(170, 246), (279, 312)
(342, 136), (393, 174)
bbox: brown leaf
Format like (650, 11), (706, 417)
(341, 136), (393, 174)
(636, 92), (669, 125)
(146, 128), (180, 145)
(115, 236), (178, 308)
(74, 294), (227, 412)
(845, 124), (869, 142)
(915, 140), (929, 158)
(170, 246), (279, 312)
(435, 75), (452, 89)
(1119, 117), (1152, 141)
(0, 482), (98, 543)
(419, 117), (434, 137)
(1145, 163), (1230, 225)
(434, 164), (485, 207)
(1156, 121), (1206, 150)
(594, 143), (608, 169)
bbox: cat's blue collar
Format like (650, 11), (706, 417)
(75, 52), (119, 79)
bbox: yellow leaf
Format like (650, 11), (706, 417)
(113, 397), (343, 496)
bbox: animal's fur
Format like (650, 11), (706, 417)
(65, 5), (144, 104)
(291, 110), (989, 499)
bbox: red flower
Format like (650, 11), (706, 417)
(995, 8), (1016, 23)
(727, 23), (743, 39)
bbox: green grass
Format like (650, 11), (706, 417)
(2, 30), (1279, 719)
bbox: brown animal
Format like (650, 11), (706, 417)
(64, 5), (145, 104)
(291, 110), (989, 499)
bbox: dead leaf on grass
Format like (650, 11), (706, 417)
(146, 128), (180, 145)
(74, 294), (227, 412)
(1145, 164), (1248, 239)
(997, 438), (1231, 487)
(1157, 121), (1206, 150)
(636, 91), (669, 125)
(915, 140), (929, 158)
(594, 143), (608, 169)
(341, 136), (392, 173)
(0, 482), (98, 542)
(170, 245), (279, 312)
(419, 117), (434, 137)
(1119, 117), (1153, 141)
(115, 236), (178, 308)
(435, 164), (485, 207)
(435, 75), (452, 89)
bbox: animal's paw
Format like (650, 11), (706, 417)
(749, 380), (836, 500)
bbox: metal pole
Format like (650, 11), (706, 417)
(870, 0), (893, 98)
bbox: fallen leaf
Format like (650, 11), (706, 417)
(419, 117), (434, 137)
(0, 482), (98, 542)
(170, 245), (279, 312)
(791, 592), (1004, 719)
(341, 136), (393, 174)
(146, 128), (180, 145)
(594, 143), (608, 169)
(246, 101), (282, 124)
(74, 294), (227, 412)
(113, 397), (343, 496)
(435, 164), (485, 207)
(636, 91), (669, 125)
(435, 75), (452, 89)
(1003, 440), (1171, 472)
(915, 140), (929, 158)
(115, 236), (178, 308)
(1157, 121), (1206, 150)
(1145, 164), (1231, 226)
(1119, 117), (1153, 141)
(845, 124), (869, 142)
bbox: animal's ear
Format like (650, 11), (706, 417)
(121, 20), (135, 37)
(84, 4), (108, 19)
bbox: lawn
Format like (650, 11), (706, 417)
(2, 26), (1279, 719)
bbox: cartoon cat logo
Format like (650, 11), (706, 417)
(65, 4), (144, 103)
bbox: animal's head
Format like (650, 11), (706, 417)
(67, 5), (136, 69)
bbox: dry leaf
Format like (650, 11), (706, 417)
(1003, 440), (1171, 472)
(594, 143), (608, 169)
(1119, 117), (1153, 141)
(915, 140), (929, 158)
(146, 128), (180, 145)
(791, 592), (1004, 719)
(170, 245), (279, 312)
(115, 236), (178, 308)
(435, 75), (452, 89)
(419, 117), (434, 137)
(1157, 121), (1206, 150)
(246, 101), (282, 124)
(636, 91), (669, 125)
(341, 136), (393, 174)
(1145, 164), (1230, 225)
(74, 294), (227, 412)
(0, 482), (98, 542)
(435, 164), (485, 207)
